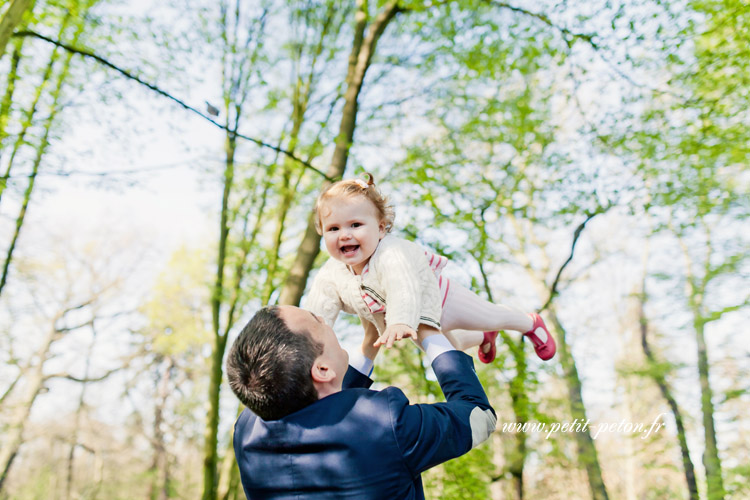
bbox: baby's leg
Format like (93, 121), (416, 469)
(440, 282), (533, 334)
(441, 282), (556, 362)
(442, 329), (484, 351)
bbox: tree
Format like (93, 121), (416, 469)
(279, 0), (403, 306)
(614, 1), (750, 497)
(636, 242), (699, 500)
(136, 247), (212, 500)
(0, 230), (136, 493)
(0, 0), (36, 60)
(1, 0), (98, 298)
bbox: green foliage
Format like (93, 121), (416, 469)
(432, 442), (493, 499)
(141, 247), (212, 357)
(726, 462), (750, 499)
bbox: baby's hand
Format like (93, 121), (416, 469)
(374, 324), (417, 349)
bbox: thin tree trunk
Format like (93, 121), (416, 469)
(202, 4), (269, 494)
(203, 130), (236, 500)
(478, 257), (526, 500)
(0, 318), (62, 492)
(639, 301), (699, 499)
(0, 0), (35, 60)
(695, 319), (724, 500)
(64, 320), (97, 500)
(0, 9), (69, 204)
(279, 0), (402, 306)
(0, 362), (23, 407)
(508, 212), (610, 500)
(148, 356), (173, 500)
(214, 168), (277, 497)
(502, 331), (527, 500)
(261, 17), (331, 304)
(0, 9), (78, 298)
(638, 244), (699, 500)
(675, 225), (725, 500)
(549, 308), (610, 500)
(217, 406), (243, 500)
(0, 37), (23, 169)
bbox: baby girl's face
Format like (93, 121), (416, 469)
(320, 195), (386, 274)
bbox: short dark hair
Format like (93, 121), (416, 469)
(226, 306), (323, 420)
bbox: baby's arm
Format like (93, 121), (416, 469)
(362, 320), (382, 359)
(374, 240), (428, 347)
(304, 263), (344, 328)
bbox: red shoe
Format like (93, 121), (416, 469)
(478, 331), (498, 363)
(525, 313), (556, 361)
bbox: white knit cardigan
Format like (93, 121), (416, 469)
(304, 235), (443, 334)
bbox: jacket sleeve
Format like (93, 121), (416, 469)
(342, 366), (374, 389)
(375, 241), (423, 330)
(388, 351), (496, 474)
(303, 261), (343, 328)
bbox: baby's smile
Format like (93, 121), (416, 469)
(340, 245), (359, 256)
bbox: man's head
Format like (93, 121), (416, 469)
(226, 305), (349, 420)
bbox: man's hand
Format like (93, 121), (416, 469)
(374, 323), (417, 349)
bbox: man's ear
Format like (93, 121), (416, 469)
(311, 359), (336, 384)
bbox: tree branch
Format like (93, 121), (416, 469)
(11, 30), (336, 182)
(485, 1), (675, 95)
(486, 1), (598, 48)
(45, 366), (122, 383)
(0, 370), (22, 406)
(539, 206), (609, 312)
(701, 298), (750, 326)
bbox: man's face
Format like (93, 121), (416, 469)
(278, 306), (349, 386)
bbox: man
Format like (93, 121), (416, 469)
(226, 305), (496, 499)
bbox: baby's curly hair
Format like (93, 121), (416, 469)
(314, 172), (395, 235)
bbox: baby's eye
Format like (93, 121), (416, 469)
(327, 226), (339, 232)
(351, 222), (362, 228)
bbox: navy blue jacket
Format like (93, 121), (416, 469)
(233, 351), (496, 499)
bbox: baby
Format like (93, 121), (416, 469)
(304, 174), (555, 366)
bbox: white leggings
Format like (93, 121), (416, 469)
(438, 282), (533, 351)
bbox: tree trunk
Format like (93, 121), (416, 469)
(0, 0), (35, 60)
(0, 5), (78, 297)
(202, 130), (236, 500)
(504, 334), (527, 500)
(0, 321), (61, 492)
(217, 407), (241, 500)
(695, 319), (725, 500)
(508, 213), (609, 500)
(478, 258), (526, 499)
(0, 9), (68, 204)
(0, 36), (23, 167)
(549, 308), (610, 500)
(202, 3), (269, 495)
(149, 357), (173, 500)
(64, 326), (96, 500)
(637, 246), (699, 500)
(677, 226), (726, 500)
(278, 0), (402, 306)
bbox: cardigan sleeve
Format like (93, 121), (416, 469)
(374, 240), (423, 331)
(304, 261), (344, 328)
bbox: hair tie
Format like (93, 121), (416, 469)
(354, 179), (368, 189)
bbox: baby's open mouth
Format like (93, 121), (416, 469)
(340, 245), (359, 256)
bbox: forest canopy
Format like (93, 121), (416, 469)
(0, 0), (748, 499)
